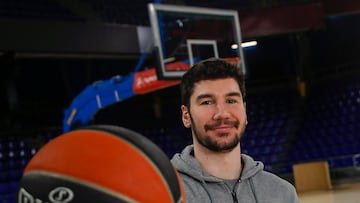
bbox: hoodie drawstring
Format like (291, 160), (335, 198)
(249, 177), (259, 203)
(200, 180), (214, 203)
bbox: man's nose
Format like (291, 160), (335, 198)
(213, 103), (231, 120)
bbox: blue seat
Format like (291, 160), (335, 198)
(7, 182), (19, 193)
(0, 171), (8, 182)
(9, 169), (23, 181)
(7, 159), (18, 170)
(262, 146), (271, 155)
(0, 192), (17, 203)
(0, 183), (10, 195)
(0, 160), (8, 171)
(274, 144), (283, 154)
(280, 164), (293, 174)
(269, 154), (279, 164)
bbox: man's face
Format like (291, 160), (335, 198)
(181, 78), (247, 152)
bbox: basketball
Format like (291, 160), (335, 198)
(18, 125), (185, 203)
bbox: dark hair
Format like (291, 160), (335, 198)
(180, 58), (246, 107)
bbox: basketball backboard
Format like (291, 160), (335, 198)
(148, 3), (246, 80)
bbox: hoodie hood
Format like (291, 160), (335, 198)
(171, 145), (264, 182)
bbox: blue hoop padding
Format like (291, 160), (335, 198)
(62, 74), (135, 133)
(63, 57), (198, 133)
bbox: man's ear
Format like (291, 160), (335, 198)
(181, 105), (191, 128)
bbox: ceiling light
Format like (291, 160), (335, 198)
(241, 41), (257, 48)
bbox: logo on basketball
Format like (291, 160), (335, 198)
(18, 187), (74, 203)
(49, 187), (74, 203)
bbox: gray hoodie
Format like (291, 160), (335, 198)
(171, 145), (299, 203)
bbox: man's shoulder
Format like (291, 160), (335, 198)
(252, 170), (297, 194)
(249, 170), (299, 202)
(257, 170), (294, 185)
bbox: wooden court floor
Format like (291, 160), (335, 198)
(298, 182), (360, 203)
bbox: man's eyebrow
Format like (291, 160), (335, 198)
(227, 92), (242, 97)
(196, 92), (242, 101)
(196, 94), (213, 101)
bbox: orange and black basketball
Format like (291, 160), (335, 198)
(18, 125), (185, 203)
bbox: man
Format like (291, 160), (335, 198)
(171, 58), (299, 202)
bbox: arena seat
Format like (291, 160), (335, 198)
(288, 75), (360, 169)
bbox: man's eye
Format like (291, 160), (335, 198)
(201, 100), (214, 105)
(227, 99), (238, 104)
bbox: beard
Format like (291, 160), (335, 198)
(190, 116), (245, 152)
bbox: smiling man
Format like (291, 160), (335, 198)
(171, 58), (299, 203)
